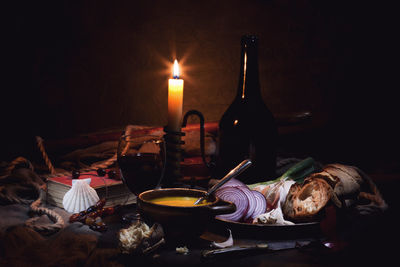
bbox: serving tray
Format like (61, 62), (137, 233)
(211, 218), (321, 240)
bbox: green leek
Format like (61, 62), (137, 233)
(248, 157), (318, 189)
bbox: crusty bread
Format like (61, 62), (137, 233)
(282, 178), (333, 222)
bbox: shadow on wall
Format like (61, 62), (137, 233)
(2, 0), (396, 162)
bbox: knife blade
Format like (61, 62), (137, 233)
(201, 240), (311, 259)
(194, 159), (252, 205)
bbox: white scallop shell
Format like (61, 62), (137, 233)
(62, 178), (100, 213)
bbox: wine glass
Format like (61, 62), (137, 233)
(117, 133), (166, 222)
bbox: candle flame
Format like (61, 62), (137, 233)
(173, 59), (180, 79)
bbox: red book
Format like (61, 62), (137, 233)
(48, 170), (122, 188)
(46, 170), (136, 209)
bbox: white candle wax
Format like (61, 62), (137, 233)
(167, 60), (184, 132)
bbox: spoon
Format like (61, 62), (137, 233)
(194, 159), (252, 205)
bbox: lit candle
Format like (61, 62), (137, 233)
(167, 59), (184, 132)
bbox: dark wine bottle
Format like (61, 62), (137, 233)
(217, 35), (277, 183)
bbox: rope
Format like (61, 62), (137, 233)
(36, 136), (56, 174)
(3, 157), (64, 235)
(90, 154), (117, 170)
(4, 156), (34, 174)
(355, 166), (388, 211)
(24, 182), (65, 235)
(0, 157), (34, 204)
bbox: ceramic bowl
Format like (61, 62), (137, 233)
(137, 188), (236, 243)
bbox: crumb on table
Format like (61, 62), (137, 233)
(176, 246), (189, 254)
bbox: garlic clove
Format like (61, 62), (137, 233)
(211, 229), (233, 248)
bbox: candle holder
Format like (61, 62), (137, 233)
(163, 109), (217, 187)
(162, 125), (185, 187)
(181, 110), (215, 170)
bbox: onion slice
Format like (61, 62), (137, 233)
(238, 186), (257, 221)
(220, 177), (247, 188)
(249, 190), (267, 220)
(215, 186), (249, 222)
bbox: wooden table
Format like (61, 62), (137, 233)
(97, 195), (399, 267)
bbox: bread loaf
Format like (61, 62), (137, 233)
(282, 178), (334, 222)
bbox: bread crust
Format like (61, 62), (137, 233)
(282, 178), (333, 222)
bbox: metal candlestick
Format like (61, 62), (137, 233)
(163, 125), (185, 187)
(181, 110), (215, 170)
(163, 109), (216, 187)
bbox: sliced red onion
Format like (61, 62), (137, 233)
(238, 186), (257, 221)
(249, 190), (267, 220)
(215, 186), (249, 222)
(220, 177), (246, 188)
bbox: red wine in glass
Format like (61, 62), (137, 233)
(117, 134), (165, 223)
(118, 153), (163, 195)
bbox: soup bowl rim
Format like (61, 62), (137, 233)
(138, 187), (219, 209)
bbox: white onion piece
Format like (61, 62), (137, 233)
(249, 190), (267, 220)
(215, 186), (249, 222)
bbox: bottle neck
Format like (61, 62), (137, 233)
(237, 35), (262, 100)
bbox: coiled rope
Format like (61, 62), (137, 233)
(2, 157), (64, 235)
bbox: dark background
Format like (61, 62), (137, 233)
(2, 0), (398, 171)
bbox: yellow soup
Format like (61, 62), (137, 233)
(150, 196), (210, 207)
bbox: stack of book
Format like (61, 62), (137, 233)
(46, 170), (136, 209)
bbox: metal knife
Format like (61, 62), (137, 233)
(201, 240), (311, 259)
(194, 159), (252, 205)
